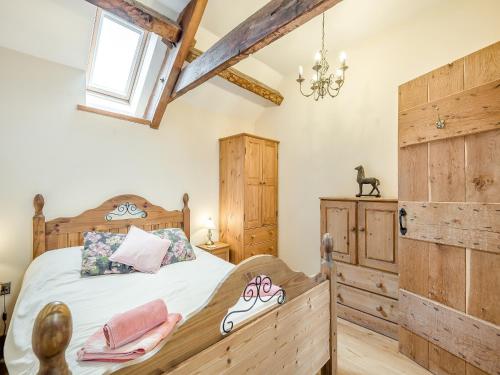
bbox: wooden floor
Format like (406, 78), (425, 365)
(338, 319), (430, 375)
(0, 319), (431, 375)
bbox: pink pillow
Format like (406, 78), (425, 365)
(109, 226), (170, 273)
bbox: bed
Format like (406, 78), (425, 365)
(6, 193), (337, 375)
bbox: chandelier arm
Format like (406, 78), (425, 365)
(326, 78), (340, 98)
(299, 81), (316, 97)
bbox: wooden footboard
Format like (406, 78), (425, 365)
(32, 235), (337, 375)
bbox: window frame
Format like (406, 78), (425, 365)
(87, 10), (150, 103)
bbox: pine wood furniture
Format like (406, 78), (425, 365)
(320, 197), (399, 339)
(219, 133), (279, 264)
(30, 193), (338, 375)
(197, 242), (231, 262)
(398, 41), (500, 375)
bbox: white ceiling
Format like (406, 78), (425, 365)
(199, 0), (451, 75)
(0, 0), (450, 76)
(0, 0), (456, 120)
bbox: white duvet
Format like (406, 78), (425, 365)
(5, 246), (278, 375)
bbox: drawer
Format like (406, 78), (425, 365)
(336, 263), (399, 299)
(211, 247), (230, 262)
(245, 240), (277, 258)
(336, 284), (398, 323)
(337, 304), (398, 340)
(244, 226), (277, 245)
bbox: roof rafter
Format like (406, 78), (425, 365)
(84, 0), (181, 43)
(186, 47), (284, 106)
(171, 0), (343, 101)
(145, 0), (208, 129)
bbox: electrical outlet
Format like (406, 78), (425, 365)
(0, 282), (10, 296)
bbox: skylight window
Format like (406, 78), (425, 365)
(87, 11), (149, 102)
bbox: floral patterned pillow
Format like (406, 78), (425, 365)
(81, 232), (133, 277)
(153, 228), (196, 265)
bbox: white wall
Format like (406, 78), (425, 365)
(253, 0), (500, 275)
(0, 47), (255, 321)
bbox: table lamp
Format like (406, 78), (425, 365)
(205, 217), (216, 246)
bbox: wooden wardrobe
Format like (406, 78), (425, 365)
(219, 133), (278, 264)
(320, 197), (399, 339)
(398, 41), (499, 375)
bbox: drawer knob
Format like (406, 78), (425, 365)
(251, 252), (255, 256)
(376, 306), (383, 312)
(251, 235), (256, 239)
(269, 230), (274, 235)
(269, 247), (274, 251)
(359, 227), (365, 232)
(337, 272), (343, 278)
(337, 293), (343, 300)
(376, 282), (383, 288)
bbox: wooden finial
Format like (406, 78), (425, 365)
(182, 193), (190, 240)
(32, 302), (72, 375)
(322, 233), (333, 259)
(34, 194), (45, 216)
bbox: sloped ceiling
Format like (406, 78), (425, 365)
(0, 0), (457, 120)
(199, 0), (452, 75)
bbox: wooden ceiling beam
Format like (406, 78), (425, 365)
(171, 0), (342, 100)
(84, 0), (181, 43)
(186, 47), (284, 106)
(145, 0), (208, 128)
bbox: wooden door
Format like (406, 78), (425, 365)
(245, 137), (262, 229)
(261, 141), (277, 225)
(358, 202), (398, 273)
(320, 200), (357, 264)
(398, 42), (499, 375)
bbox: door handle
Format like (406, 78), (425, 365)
(399, 208), (407, 235)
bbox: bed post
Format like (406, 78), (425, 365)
(33, 194), (46, 259)
(321, 233), (337, 375)
(182, 193), (190, 240)
(32, 301), (73, 375)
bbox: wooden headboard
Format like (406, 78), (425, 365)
(32, 193), (190, 258)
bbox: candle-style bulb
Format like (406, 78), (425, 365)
(314, 51), (321, 63)
(339, 51), (347, 63)
(299, 65), (304, 77)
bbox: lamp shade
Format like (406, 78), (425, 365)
(206, 217), (216, 230)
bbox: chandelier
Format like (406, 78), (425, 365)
(296, 13), (348, 100)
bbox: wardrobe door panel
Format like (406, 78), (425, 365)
(262, 141), (277, 186)
(244, 184), (261, 229)
(261, 184), (277, 226)
(245, 137), (262, 185)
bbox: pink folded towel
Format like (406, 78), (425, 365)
(103, 299), (168, 349)
(77, 313), (181, 362)
(242, 275), (281, 298)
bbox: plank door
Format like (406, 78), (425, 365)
(398, 42), (499, 375)
(262, 141), (278, 226)
(244, 137), (262, 229)
(358, 201), (398, 273)
(320, 200), (357, 264)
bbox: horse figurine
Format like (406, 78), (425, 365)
(355, 166), (381, 197)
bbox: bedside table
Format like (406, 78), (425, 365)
(197, 242), (230, 262)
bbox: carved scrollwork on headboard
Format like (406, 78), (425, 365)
(105, 202), (148, 221)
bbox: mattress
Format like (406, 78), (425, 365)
(5, 246), (279, 375)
